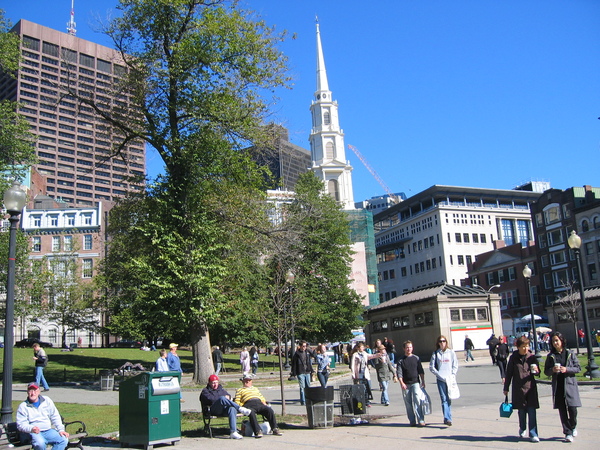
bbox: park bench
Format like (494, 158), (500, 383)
(0, 418), (88, 450)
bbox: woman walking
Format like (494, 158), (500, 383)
(543, 331), (581, 443)
(350, 342), (380, 406)
(503, 335), (540, 442)
(429, 335), (458, 426)
(240, 347), (250, 375)
(496, 335), (510, 383)
(374, 345), (396, 406)
(315, 344), (331, 388)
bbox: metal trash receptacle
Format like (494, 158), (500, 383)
(99, 370), (114, 391)
(339, 383), (367, 415)
(305, 386), (334, 428)
(119, 371), (181, 449)
(326, 350), (336, 369)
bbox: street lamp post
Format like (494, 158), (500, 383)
(474, 284), (500, 334)
(522, 264), (541, 363)
(286, 271), (296, 379)
(1, 181), (27, 424)
(568, 230), (600, 379)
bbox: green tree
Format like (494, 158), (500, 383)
(0, 9), (37, 191)
(58, 0), (290, 383)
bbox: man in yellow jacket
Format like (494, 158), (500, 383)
(234, 374), (283, 438)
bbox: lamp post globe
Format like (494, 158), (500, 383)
(567, 231), (600, 379)
(1, 181), (27, 424)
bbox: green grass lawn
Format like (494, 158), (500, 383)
(539, 352), (598, 382)
(0, 347), (285, 384)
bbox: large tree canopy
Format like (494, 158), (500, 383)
(94, 0), (289, 383)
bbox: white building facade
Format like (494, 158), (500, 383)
(374, 185), (543, 302)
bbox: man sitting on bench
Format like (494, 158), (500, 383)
(16, 382), (69, 450)
(200, 374), (252, 439)
(234, 373), (283, 438)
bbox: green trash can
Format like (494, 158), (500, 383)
(326, 350), (336, 369)
(119, 371), (181, 449)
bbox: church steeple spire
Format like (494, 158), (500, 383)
(309, 20), (354, 210)
(315, 18), (329, 94)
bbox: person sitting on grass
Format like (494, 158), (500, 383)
(234, 373), (283, 438)
(200, 374), (252, 440)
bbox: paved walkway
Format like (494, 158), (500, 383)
(8, 359), (600, 449)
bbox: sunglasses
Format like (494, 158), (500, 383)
(438, 339), (447, 343)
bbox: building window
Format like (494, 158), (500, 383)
(389, 269), (395, 279)
(463, 233), (469, 243)
(543, 205), (561, 225)
(325, 142), (335, 159)
(414, 313), (425, 327)
(63, 235), (72, 251)
(52, 236), (60, 251)
(372, 321), (381, 332)
(457, 255), (464, 265)
(401, 267), (407, 277)
(585, 242), (594, 256)
(455, 233), (461, 243)
(480, 233), (487, 244)
(517, 220), (530, 244)
(450, 309), (460, 321)
(82, 259), (93, 278)
(472, 233), (479, 243)
(550, 251), (566, 265)
(487, 273), (495, 285)
(477, 308), (488, 320)
(323, 111), (331, 125)
(83, 214), (92, 225)
(547, 229), (563, 246)
(381, 320), (388, 330)
(32, 236), (41, 252)
(501, 219), (514, 246)
(552, 269), (569, 288)
(83, 234), (92, 250)
(67, 215), (75, 226)
(461, 309), (476, 321)
(32, 216), (41, 227)
(581, 220), (589, 232)
(589, 263), (598, 282)
(498, 269), (505, 283)
(508, 267), (516, 281)
(424, 311), (434, 325)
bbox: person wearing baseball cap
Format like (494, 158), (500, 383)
(200, 374), (252, 439)
(234, 375), (283, 437)
(16, 382), (70, 450)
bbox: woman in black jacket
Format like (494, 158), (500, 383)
(543, 331), (581, 443)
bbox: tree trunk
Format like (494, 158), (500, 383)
(191, 320), (214, 385)
(573, 322), (580, 355)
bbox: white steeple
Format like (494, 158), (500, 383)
(309, 19), (355, 210)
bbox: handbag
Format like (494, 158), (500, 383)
(447, 374), (460, 400)
(499, 395), (513, 418)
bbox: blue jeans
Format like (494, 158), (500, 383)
(380, 380), (390, 404)
(35, 366), (50, 390)
(30, 429), (68, 450)
(214, 363), (222, 376)
(209, 396), (241, 433)
(297, 373), (311, 404)
(403, 383), (425, 425)
(518, 407), (538, 438)
(437, 380), (452, 422)
(317, 370), (329, 388)
(465, 350), (474, 361)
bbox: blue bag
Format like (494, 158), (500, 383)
(499, 395), (513, 418)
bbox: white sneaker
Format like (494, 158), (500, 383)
(239, 407), (252, 416)
(565, 435), (573, 443)
(530, 436), (539, 443)
(572, 429), (578, 437)
(230, 431), (243, 440)
(519, 429), (527, 438)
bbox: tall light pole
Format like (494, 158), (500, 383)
(522, 264), (541, 362)
(567, 230), (600, 379)
(1, 181), (27, 424)
(285, 271), (295, 379)
(474, 284), (501, 334)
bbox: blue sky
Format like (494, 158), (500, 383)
(4, 1), (600, 201)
